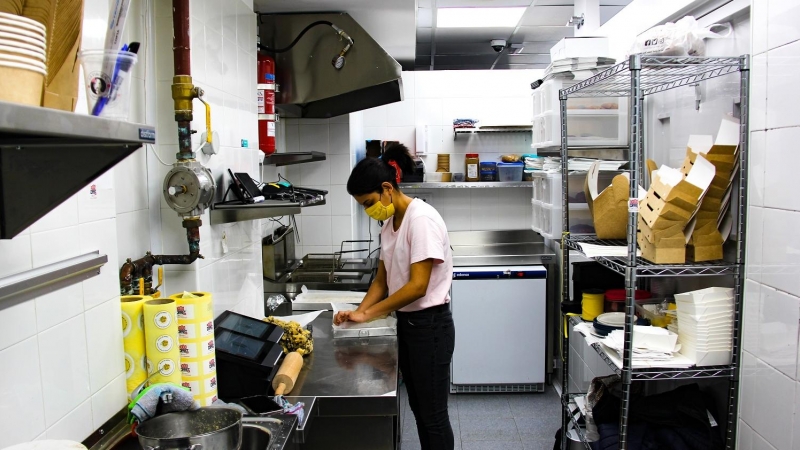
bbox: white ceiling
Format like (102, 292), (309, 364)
(254, 0), (632, 71)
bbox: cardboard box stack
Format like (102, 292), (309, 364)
(674, 287), (734, 366)
(682, 118), (740, 262)
(637, 156), (715, 264)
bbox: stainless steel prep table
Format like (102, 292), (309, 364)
(291, 311), (399, 450)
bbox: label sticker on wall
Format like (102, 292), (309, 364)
(628, 198), (639, 213)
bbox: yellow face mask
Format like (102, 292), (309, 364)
(365, 192), (395, 221)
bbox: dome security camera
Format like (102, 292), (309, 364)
(490, 39), (507, 53)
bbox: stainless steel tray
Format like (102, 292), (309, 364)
(330, 304), (397, 338)
(332, 322), (398, 338)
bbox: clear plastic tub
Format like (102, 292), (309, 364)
(532, 111), (628, 149)
(531, 200), (595, 239)
(79, 49), (138, 120)
(497, 162), (523, 181)
(531, 171), (617, 207)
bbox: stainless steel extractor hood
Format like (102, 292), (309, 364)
(259, 13), (403, 118)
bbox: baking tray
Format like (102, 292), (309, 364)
(332, 321), (398, 338)
(331, 303), (397, 338)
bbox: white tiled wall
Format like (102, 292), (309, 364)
(282, 116), (355, 257)
(0, 0), (266, 446)
(740, 1), (800, 449)
(355, 70), (542, 239)
(155, 0), (266, 319)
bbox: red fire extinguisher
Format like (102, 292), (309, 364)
(257, 53), (276, 155)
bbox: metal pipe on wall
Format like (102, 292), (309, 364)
(172, 0), (196, 161)
(118, 0), (210, 296)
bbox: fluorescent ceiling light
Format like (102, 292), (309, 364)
(437, 7), (526, 28)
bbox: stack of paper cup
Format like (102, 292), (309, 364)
(171, 292), (218, 406)
(142, 299), (183, 386)
(121, 295), (151, 395)
(0, 12), (46, 105)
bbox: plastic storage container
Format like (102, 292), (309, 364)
(531, 171), (617, 207)
(531, 200), (595, 240)
(497, 162), (523, 181)
(532, 111), (628, 149)
(531, 78), (628, 149)
(532, 78), (624, 117)
(465, 154), (480, 182)
(604, 289), (652, 313)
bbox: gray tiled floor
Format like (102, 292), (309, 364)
(399, 385), (561, 450)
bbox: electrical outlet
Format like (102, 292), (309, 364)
(414, 191), (434, 206)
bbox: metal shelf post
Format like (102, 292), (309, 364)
(559, 92), (571, 450)
(725, 53), (751, 450)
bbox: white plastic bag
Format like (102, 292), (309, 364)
(628, 16), (732, 58)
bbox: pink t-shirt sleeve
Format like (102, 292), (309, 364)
(408, 216), (446, 265)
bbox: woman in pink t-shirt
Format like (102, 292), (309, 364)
(334, 143), (456, 450)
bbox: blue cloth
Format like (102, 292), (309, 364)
(129, 383), (199, 423)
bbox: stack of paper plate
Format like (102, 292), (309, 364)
(592, 312), (626, 336)
(0, 12), (46, 105)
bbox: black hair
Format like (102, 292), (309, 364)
(347, 142), (415, 196)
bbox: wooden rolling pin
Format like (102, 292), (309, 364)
(272, 351), (303, 395)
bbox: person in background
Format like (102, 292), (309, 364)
(335, 142), (456, 450)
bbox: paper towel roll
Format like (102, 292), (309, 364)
(170, 292), (214, 321)
(121, 295), (150, 395)
(143, 299), (182, 385)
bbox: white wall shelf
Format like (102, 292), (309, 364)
(453, 126), (532, 140)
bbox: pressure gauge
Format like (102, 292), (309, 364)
(163, 161), (216, 216)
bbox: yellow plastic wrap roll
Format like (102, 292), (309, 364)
(121, 295), (151, 395)
(170, 292), (214, 321)
(143, 299), (182, 385)
(180, 375), (219, 406)
(581, 290), (604, 321)
(179, 355), (217, 378)
(172, 291), (217, 404)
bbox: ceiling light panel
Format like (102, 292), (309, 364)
(519, 6), (574, 26)
(436, 0), (531, 6)
(437, 7), (526, 28)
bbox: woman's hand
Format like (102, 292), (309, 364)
(333, 311), (351, 325)
(347, 311), (369, 323)
(334, 310), (369, 325)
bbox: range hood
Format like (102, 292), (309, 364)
(259, 13), (403, 118)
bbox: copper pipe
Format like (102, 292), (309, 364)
(172, 0), (191, 76)
(119, 218), (203, 295)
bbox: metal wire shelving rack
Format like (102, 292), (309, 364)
(557, 55), (750, 450)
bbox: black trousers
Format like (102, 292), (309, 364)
(397, 304), (456, 450)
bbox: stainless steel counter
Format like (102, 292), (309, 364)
(449, 230), (556, 266)
(290, 311), (399, 450)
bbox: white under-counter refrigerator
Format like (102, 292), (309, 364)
(450, 265), (547, 393)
